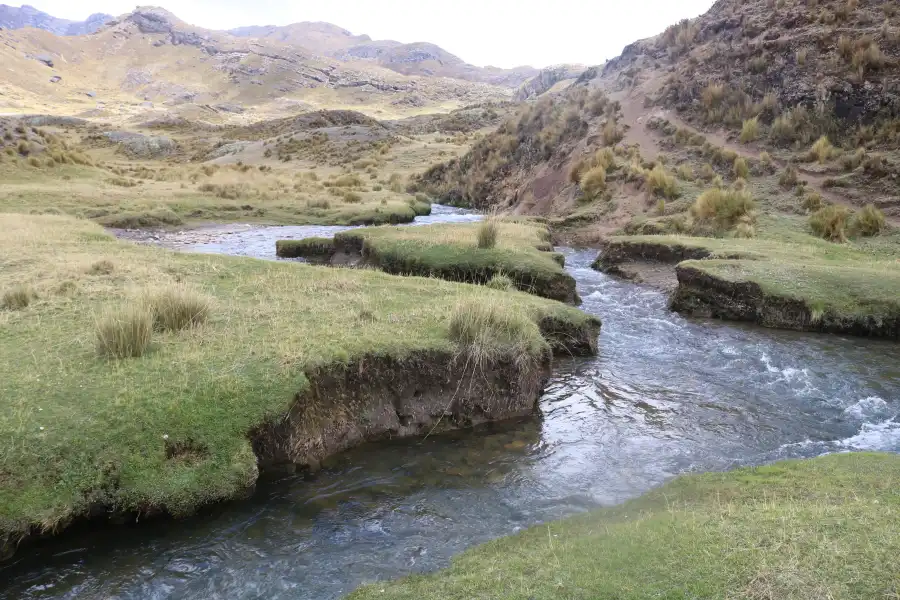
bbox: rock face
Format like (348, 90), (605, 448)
(0, 4), (111, 35)
(514, 64), (587, 101)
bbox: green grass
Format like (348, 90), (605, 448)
(332, 220), (579, 302)
(349, 453), (900, 600)
(0, 213), (598, 547)
(605, 214), (900, 327)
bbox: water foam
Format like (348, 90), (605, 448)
(843, 396), (890, 420)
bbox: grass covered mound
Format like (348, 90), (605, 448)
(0, 213), (599, 554)
(279, 219), (578, 303)
(596, 215), (900, 337)
(349, 452), (900, 600)
(0, 161), (431, 228)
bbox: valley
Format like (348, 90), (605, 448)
(0, 1), (898, 598)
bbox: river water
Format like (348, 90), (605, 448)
(3, 206), (899, 599)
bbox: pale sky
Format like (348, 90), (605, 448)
(21, 0), (715, 68)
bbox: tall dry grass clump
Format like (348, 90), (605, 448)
(851, 204), (886, 237)
(740, 117), (760, 143)
(690, 188), (756, 235)
(808, 136), (836, 163)
(809, 205), (851, 242)
(581, 166), (607, 200)
(95, 304), (154, 359)
(145, 286), (211, 332)
(449, 297), (542, 370)
(477, 217), (499, 249)
(733, 157), (750, 179)
(645, 165), (678, 199)
(2, 284), (37, 310)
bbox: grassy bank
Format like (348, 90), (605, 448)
(277, 219), (578, 302)
(596, 214), (900, 337)
(349, 452), (900, 599)
(0, 213), (599, 555)
(0, 161), (431, 227)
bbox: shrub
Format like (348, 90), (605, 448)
(486, 274), (515, 292)
(802, 191), (824, 212)
(2, 284), (37, 310)
(808, 136), (836, 163)
(307, 198), (331, 209)
(779, 165), (799, 189)
(690, 188), (756, 234)
(448, 297), (542, 369)
(477, 217), (499, 249)
(342, 191), (363, 204)
(334, 174), (363, 187)
(809, 205), (851, 242)
(740, 118), (760, 143)
(581, 166), (607, 200)
(95, 304), (154, 359)
(733, 157), (750, 179)
(27, 156), (42, 168)
(645, 165), (678, 199)
(733, 215), (756, 239)
(851, 204), (886, 237)
(145, 286), (211, 332)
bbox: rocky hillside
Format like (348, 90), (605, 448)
(229, 23), (538, 86)
(414, 0), (900, 235)
(0, 4), (112, 35)
(0, 6), (514, 121)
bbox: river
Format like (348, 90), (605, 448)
(3, 205), (898, 599)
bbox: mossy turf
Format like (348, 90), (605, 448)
(0, 213), (597, 546)
(349, 452), (900, 600)
(603, 214), (900, 328)
(334, 220), (578, 302)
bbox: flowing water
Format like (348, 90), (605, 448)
(3, 206), (899, 599)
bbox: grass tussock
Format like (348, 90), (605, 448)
(739, 117), (760, 143)
(581, 166), (607, 200)
(851, 204), (886, 237)
(94, 303), (154, 359)
(145, 286), (211, 332)
(477, 217), (499, 249)
(486, 273), (515, 292)
(690, 188), (756, 235)
(448, 297), (544, 370)
(809, 205), (851, 242)
(2, 284), (37, 310)
(733, 157), (750, 179)
(644, 165), (678, 199)
(808, 136), (836, 163)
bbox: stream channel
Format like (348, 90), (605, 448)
(3, 205), (898, 599)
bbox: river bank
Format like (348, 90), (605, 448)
(3, 245), (898, 599)
(593, 222), (900, 339)
(0, 212), (599, 561)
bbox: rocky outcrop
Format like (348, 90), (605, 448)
(0, 4), (111, 35)
(514, 64), (586, 101)
(670, 264), (900, 339)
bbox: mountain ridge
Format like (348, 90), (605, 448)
(0, 4), (112, 35)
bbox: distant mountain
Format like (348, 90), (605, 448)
(228, 22), (539, 87)
(0, 4), (112, 35)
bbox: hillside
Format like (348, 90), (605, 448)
(229, 22), (538, 86)
(0, 4), (112, 35)
(0, 6), (515, 122)
(415, 0), (900, 235)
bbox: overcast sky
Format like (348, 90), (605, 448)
(21, 0), (715, 68)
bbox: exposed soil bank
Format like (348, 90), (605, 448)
(591, 239), (714, 292)
(277, 234), (580, 304)
(670, 265), (900, 339)
(1, 319), (600, 562)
